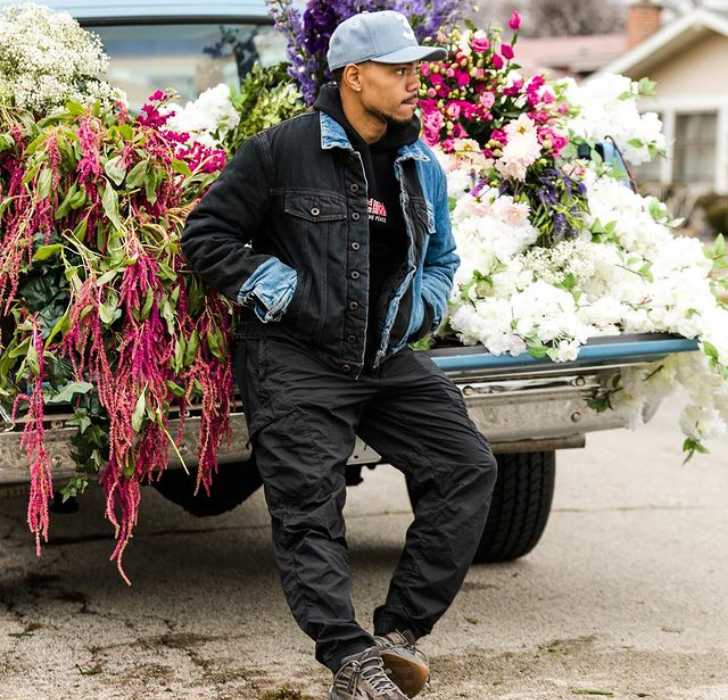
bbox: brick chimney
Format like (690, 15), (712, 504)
(627, 1), (663, 49)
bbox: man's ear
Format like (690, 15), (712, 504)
(342, 64), (363, 93)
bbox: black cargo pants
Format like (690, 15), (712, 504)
(232, 331), (498, 673)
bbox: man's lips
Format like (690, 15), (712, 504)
(403, 97), (419, 105)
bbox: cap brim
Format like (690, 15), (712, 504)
(372, 46), (447, 64)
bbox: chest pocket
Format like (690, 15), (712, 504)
(284, 190), (348, 223)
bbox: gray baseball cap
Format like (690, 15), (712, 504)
(327, 10), (447, 71)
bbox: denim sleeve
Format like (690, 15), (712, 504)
(181, 132), (297, 322)
(420, 161), (460, 331)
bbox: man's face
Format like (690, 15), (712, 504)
(356, 61), (422, 126)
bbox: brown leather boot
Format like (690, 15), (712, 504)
(373, 630), (430, 698)
(329, 646), (409, 699)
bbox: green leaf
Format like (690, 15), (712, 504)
(131, 387), (147, 433)
(171, 159), (193, 177)
(145, 168), (158, 204)
(0, 133), (15, 153)
(45, 308), (70, 347)
(140, 286), (155, 321)
(207, 326), (225, 361)
(102, 181), (123, 231)
(184, 329), (199, 367)
(627, 138), (644, 149)
(54, 184), (78, 221)
(125, 159), (148, 189)
(73, 217), (88, 242)
(32, 243), (63, 262)
(527, 343), (550, 359)
(37, 168), (53, 199)
(64, 99), (86, 116)
(104, 155), (127, 187)
(160, 296), (175, 335)
(173, 336), (185, 373)
(45, 381), (94, 404)
(166, 380), (186, 398)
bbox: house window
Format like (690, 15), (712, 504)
(673, 112), (718, 184)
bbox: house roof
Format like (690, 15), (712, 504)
(589, 8), (728, 81)
(0, 0), (271, 23)
(513, 34), (627, 76)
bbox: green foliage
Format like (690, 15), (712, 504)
(226, 63), (307, 150)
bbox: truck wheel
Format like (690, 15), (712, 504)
(151, 456), (262, 517)
(405, 450), (556, 563)
(474, 450), (556, 562)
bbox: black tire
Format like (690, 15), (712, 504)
(473, 450), (556, 562)
(151, 455), (262, 517)
(405, 450), (556, 563)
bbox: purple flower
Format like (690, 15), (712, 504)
(266, 0), (463, 105)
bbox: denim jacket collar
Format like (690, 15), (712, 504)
(318, 112), (430, 163)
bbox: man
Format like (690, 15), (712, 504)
(181, 10), (498, 699)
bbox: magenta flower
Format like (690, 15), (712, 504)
(491, 53), (505, 70)
(501, 43), (514, 60)
(455, 70), (471, 87)
(470, 32), (490, 53)
(508, 10), (522, 31)
(504, 79), (524, 97)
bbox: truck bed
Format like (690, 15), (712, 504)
(0, 333), (700, 486)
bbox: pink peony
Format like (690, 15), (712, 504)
(508, 10), (522, 31)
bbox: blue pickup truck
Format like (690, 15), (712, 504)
(0, 0), (700, 564)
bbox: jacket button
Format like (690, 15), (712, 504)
(349, 301), (359, 311)
(342, 364), (352, 373)
(310, 207), (320, 216)
(351, 212), (360, 221)
(350, 183), (359, 193)
(351, 270), (360, 280)
(351, 241), (360, 251)
(347, 334), (356, 343)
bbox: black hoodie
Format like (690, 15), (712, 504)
(313, 83), (421, 367)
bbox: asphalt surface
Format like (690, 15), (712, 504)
(1, 392), (727, 699)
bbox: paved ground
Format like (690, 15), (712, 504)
(1, 392), (727, 699)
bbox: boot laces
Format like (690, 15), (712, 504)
(348, 654), (400, 696)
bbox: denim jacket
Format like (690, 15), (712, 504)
(181, 110), (460, 378)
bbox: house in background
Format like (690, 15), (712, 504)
(590, 4), (728, 200)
